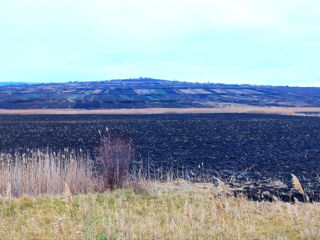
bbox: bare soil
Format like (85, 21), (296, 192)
(1, 113), (320, 201)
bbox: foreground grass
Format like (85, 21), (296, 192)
(0, 181), (319, 240)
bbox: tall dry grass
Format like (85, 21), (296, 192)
(0, 150), (96, 197)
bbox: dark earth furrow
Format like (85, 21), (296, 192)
(1, 113), (320, 201)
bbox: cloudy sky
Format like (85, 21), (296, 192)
(0, 0), (320, 86)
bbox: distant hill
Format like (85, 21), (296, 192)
(0, 82), (30, 87)
(0, 78), (320, 109)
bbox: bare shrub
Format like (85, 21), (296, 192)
(0, 150), (96, 198)
(97, 134), (134, 190)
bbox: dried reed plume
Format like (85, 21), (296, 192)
(218, 179), (227, 198)
(56, 218), (66, 240)
(184, 199), (191, 217)
(64, 182), (72, 205)
(291, 174), (305, 195)
(214, 199), (222, 215)
(184, 199), (193, 227)
(6, 183), (11, 203)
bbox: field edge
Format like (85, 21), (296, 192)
(1, 106), (320, 116)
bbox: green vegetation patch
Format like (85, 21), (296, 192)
(146, 96), (159, 101)
(119, 95), (130, 100)
(68, 94), (84, 102)
(21, 94), (41, 101)
(0, 182), (319, 239)
(156, 89), (167, 95)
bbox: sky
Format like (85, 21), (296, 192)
(0, 0), (320, 86)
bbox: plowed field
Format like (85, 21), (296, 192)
(1, 113), (319, 201)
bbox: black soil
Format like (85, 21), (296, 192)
(0, 113), (320, 201)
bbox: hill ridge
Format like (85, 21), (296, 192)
(0, 78), (320, 109)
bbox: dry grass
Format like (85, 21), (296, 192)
(0, 150), (96, 197)
(291, 174), (305, 196)
(0, 180), (320, 240)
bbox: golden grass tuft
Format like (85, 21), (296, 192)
(218, 179), (227, 197)
(291, 174), (305, 196)
(55, 217), (66, 240)
(6, 182), (11, 203)
(64, 182), (72, 205)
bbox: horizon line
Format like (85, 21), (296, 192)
(1, 78), (320, 88)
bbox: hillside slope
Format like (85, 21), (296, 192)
(0, 78), (320, 109)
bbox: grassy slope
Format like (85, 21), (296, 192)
(1, 181), (319, 240)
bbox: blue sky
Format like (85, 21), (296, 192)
(0, 0), (320, 86)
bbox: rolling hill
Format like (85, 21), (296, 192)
(0, 78), (320, 109)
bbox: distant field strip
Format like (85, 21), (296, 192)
(1, 107), (320, 116)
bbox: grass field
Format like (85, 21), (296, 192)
(1, 181), (320, 240)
